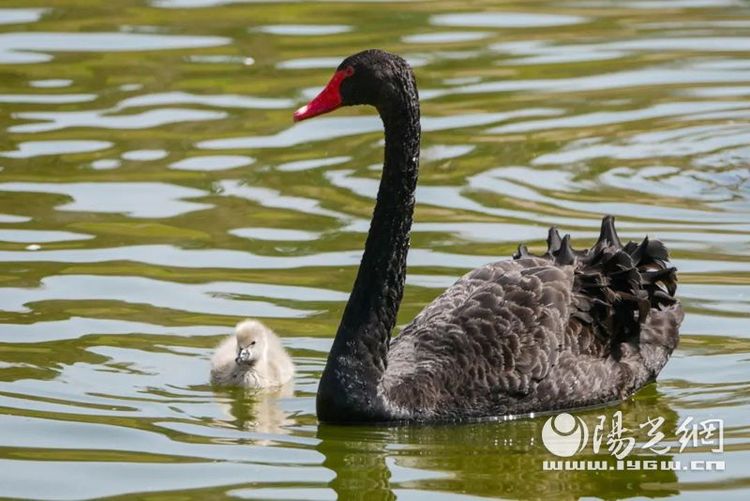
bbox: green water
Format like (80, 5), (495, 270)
(0, 0), (749, 499)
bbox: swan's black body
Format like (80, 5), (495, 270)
(300, 50), (683, 424)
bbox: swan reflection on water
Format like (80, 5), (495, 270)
(211, 382), (686, 499)
(213, 383), (295, 442)
(314, 388), (681, 500)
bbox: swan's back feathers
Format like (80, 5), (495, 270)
(514, 215), (679, 349)
(381, 215), (682, 421)
(384, 258), (576, 419)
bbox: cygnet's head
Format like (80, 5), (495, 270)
(234, 320), (268, 366)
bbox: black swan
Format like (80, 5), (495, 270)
(294, 49), (683, 423)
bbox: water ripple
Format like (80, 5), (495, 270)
(0, 182), (210, 218)
(10, 108), (226, 133)
(0, 140), (112, 158)
(0, 32), (230, 64)
(430, 12), (588, 28)
(0, 8), (47, 26)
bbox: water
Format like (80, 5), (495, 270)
(0, 0), (748, 498)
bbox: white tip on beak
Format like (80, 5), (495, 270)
(235, 347), (251, 364)
(293, 104), (310, 121)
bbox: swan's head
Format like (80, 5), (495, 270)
(294, 49), (414, 121)
(234, 320), (268, 366)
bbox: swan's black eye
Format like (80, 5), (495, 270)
(344, 66), (355, 77)
(251, 341), (256, 346)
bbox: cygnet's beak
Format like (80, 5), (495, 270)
(235, 347), (251, 365)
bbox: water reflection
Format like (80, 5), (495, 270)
(0, 274), (333, 317)
(256, 24), (352, 36)
(430, 12), (588, 28)
(0, 140), (112, 158)
(0, 8), (47, 26)
(11, 107), (226, 133)
(214, 384), (295, 435)
(29, 79), (72, 88)
(122, 149), (169, 161)
(170, 155), (254, 171)
(316, 391), (683, 499)
(0, 182), (210, 217)
(0, 32), (229, 64)
(118, 91), (294, 110)
(0, 93), (95, 104)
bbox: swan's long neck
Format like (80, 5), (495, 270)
(317, 74), (420, 421)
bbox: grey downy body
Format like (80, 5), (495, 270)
(294, 50), (684, 424)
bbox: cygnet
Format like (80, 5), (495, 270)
(210, 319), (294, 389)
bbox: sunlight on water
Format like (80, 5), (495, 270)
(0, 0), (749, 499)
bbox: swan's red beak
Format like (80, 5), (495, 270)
(293, 70), (346, 122)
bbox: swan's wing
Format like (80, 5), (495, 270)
(526, 216), (681, 350)
(383, 257), (578, 417)
(531, 300), (682, 414)
(382, 216), (682, 420)
(406, 257), (572, 335)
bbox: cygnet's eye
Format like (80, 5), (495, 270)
(251, 341), (256, 346)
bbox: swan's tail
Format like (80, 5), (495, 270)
(514, 216), (682, 346)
